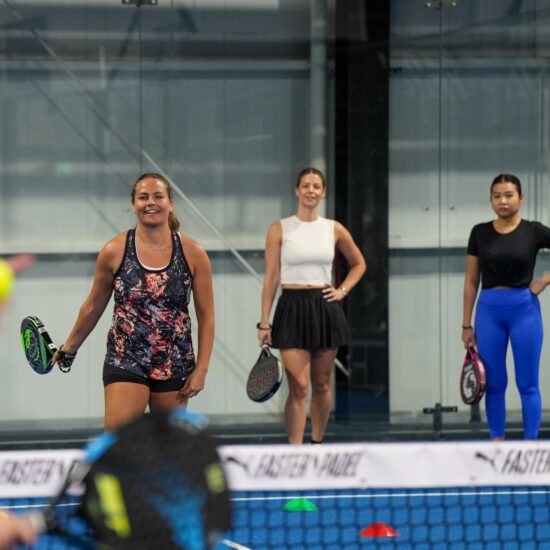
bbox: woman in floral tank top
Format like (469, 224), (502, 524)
(52, 173), (214, 430)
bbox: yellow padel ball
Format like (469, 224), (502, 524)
(0, 259), (15, 303)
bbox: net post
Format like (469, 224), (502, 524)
(121, 0), (158, 5)
(422, 402), (458, 433)
(470, 402), (481, 422)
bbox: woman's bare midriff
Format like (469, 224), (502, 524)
(282, 284), (327, 289)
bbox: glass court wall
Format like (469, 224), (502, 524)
(3, 0), (550, 431)
(0, 0), (326, 422)
(389, 0), (550, 421)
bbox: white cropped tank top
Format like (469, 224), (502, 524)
(280, 215), (335, 285)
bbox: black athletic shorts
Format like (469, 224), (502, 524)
(102, 363), (186, 393)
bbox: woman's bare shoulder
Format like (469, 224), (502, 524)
(180, 233), (205, 252)
(97, 231), (128, 272)
(101, 231), (128, 255)
(179, 233), (210, 265)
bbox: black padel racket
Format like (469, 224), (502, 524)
(246, 345), (283, 402)
(460, 345), (486, 405)
(20, 315), (57, 374)
(25, 408), (232, 550)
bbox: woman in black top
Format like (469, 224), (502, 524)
(462, 174), (550, 440)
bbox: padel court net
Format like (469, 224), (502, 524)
(2, 441), (550, 549)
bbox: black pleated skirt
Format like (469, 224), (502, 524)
(271, 289), (348, 350)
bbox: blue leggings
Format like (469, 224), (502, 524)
(475, 288), (543, 439)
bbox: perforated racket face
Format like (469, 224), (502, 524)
(461, 362), (479, 404)
(20, 316), (55, 374)
(81, 411), (231, 550)
(247, 350), (283, 402)
(460, 350), (486, 405)
(23, 328), (40, 366)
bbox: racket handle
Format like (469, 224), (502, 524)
(23, 511), (48, 534)
(24, 508), (59, 534)
(57, 347), (77, 373)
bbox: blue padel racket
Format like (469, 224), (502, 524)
(246, 345), (283, 402)
(24, 409), (232, 549)
(20, 316), (58, 374)
(460, 345), (486, 405)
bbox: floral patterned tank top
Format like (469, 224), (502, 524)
(104, 229), (195, 380)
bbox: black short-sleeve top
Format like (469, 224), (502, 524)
(467, 219), (550, 289)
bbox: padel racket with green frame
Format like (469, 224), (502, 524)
(20, 315), (58, 374)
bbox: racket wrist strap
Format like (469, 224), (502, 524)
(58, 346), (77, 373)
(256, 322), (272, 330)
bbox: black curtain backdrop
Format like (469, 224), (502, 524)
(334, 0), (390, 419)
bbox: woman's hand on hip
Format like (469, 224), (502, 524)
(529, 277), (547, 296)
(322, 285), (346, 302)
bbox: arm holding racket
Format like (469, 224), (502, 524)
(177, 237), (214, 401)
(2, 409), (231, 550)
(0, 512), (37, 549)
(52, 241), (117, 370)
(462, 255), (480, 349)
(257, 222), (282, 346)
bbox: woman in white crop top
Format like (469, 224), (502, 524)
(258, 167), (366, 445)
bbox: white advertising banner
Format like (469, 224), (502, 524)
(0, 449), (82, 498)
(2, 441), (550, 498)
(220, 441), (550, 491)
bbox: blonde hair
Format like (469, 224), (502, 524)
(131, 172), (180, 231)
